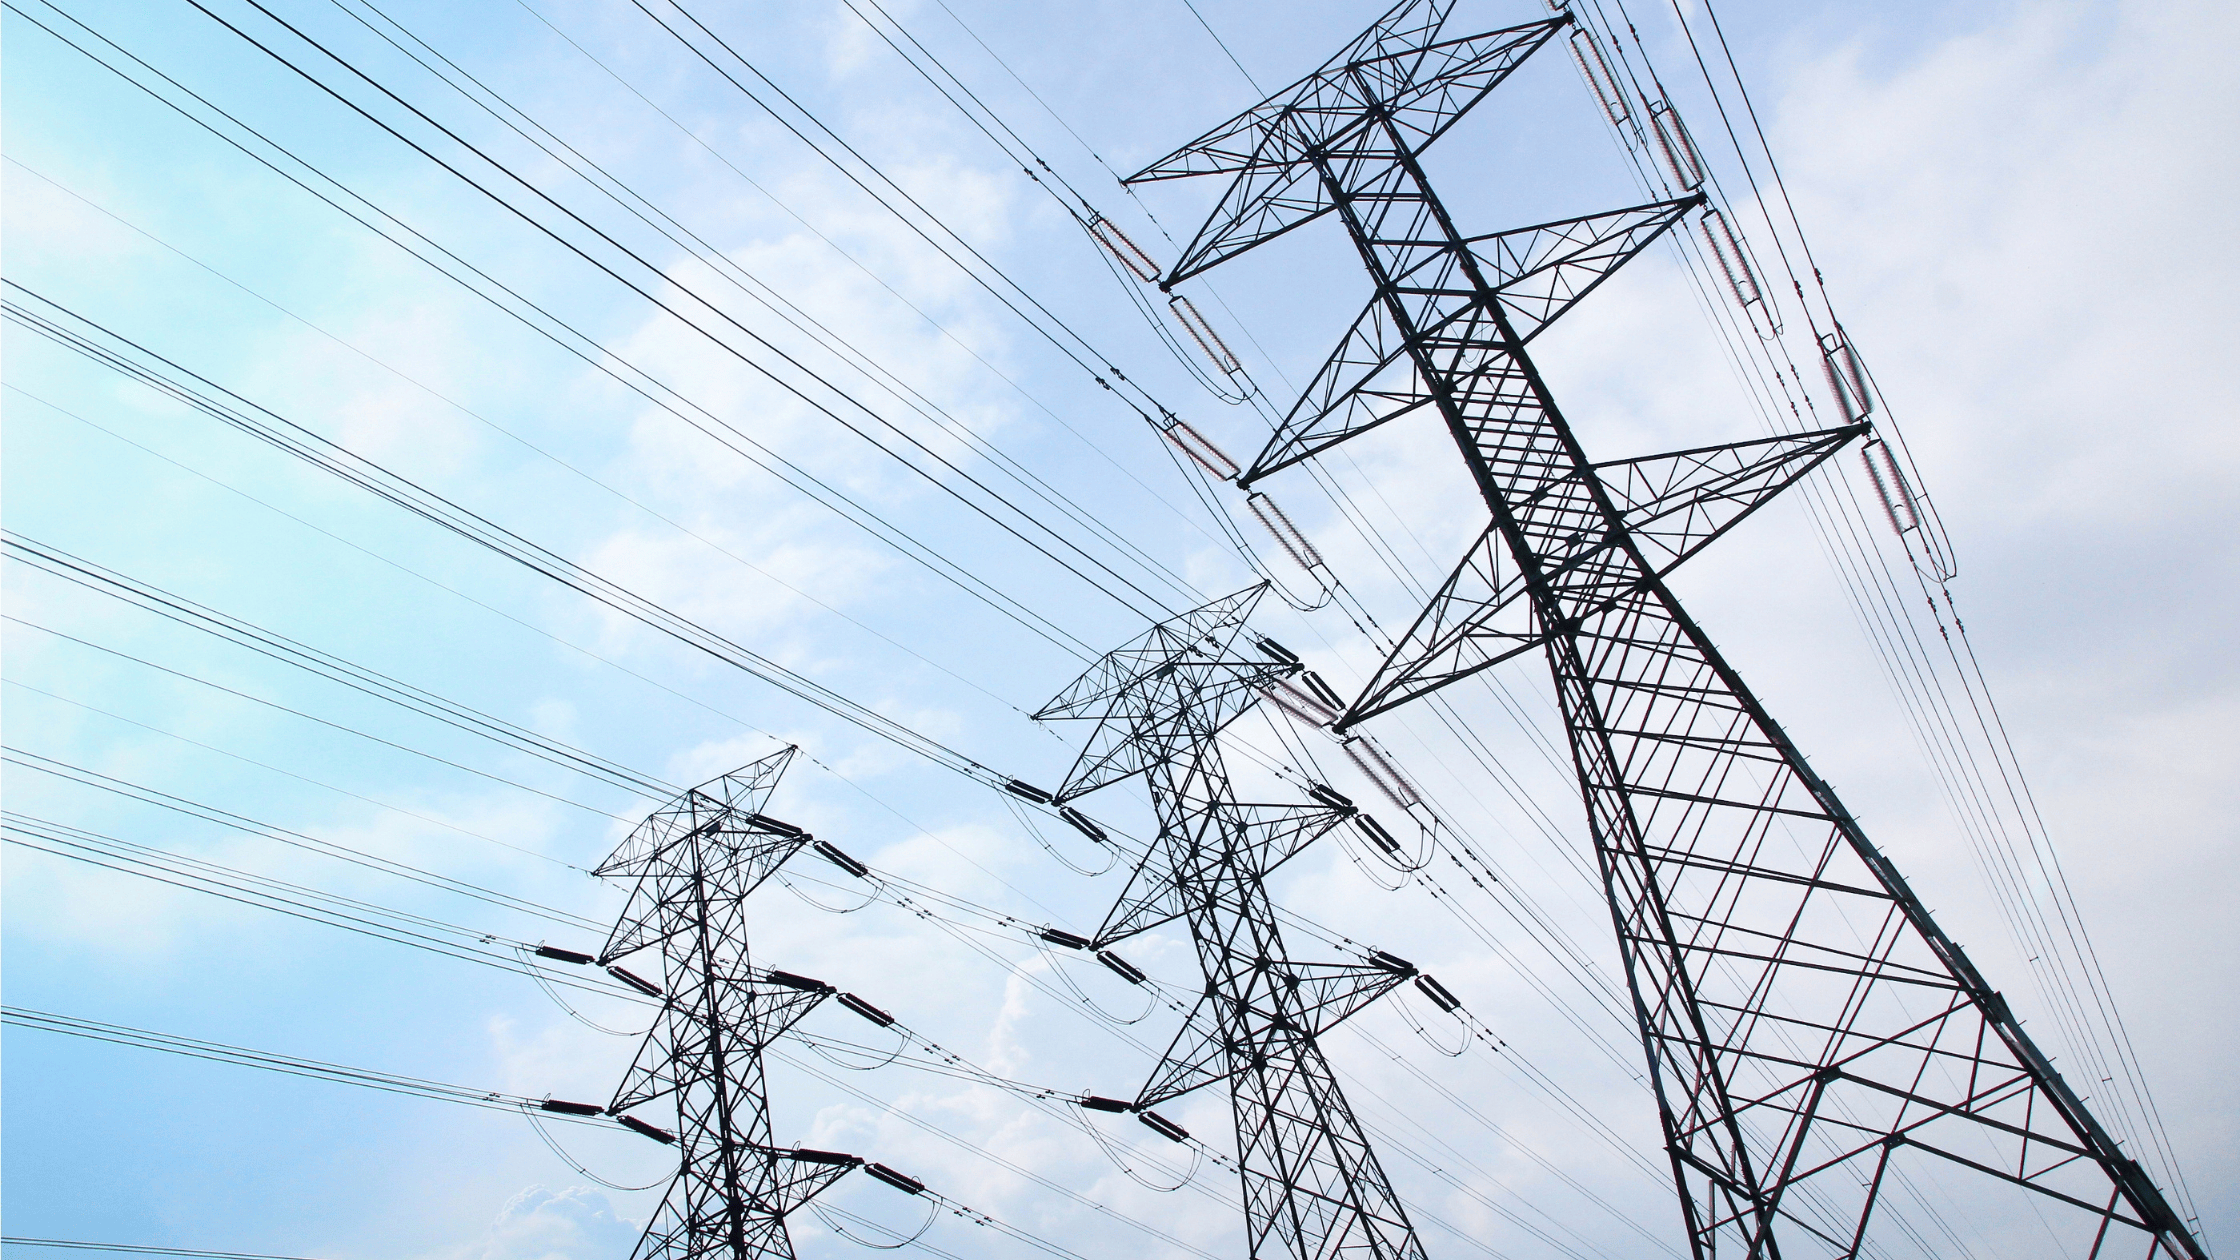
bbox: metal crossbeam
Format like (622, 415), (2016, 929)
(598, 748), (857, 1259)
(1127, 6), (2206, 1258)
(1038, 586), (1423, 1260)
(1250, 196), (1703, 482)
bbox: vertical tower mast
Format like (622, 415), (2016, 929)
(1038, 586), (1426, 1260)
(1125, 5), (2205, 1257)
(597, 748), (860, 1259)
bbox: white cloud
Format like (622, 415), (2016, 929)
(8, 0), (2231, 1254)
(461, 1185), (643, 1260)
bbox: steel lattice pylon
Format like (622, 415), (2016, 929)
(1124, 4), (2207, 1258)
(597, 747), (860, 1259)
(1038, 585), (1425, 1260)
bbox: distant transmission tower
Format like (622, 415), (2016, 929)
(1038, 585), (1427, 1260)
(1124, 4), (2207, 1258)
(592, 748), (864, 1259)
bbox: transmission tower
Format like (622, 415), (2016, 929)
(1124, 5), (2207, 1258)
(1037, 585), (1427, 1260)
(593, 747), (863, 1259)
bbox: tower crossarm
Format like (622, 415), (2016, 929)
(1245, 195), (1703, 485)
(1127, 10), (1570, 285)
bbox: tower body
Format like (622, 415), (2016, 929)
(1127, 6), (2207, 1256)
(598, 750), (851, 1260)
(1042, 589), (1422, 1260)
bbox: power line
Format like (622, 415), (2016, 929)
(5, 0), (1100, 657)
(5, 532), (676, 801)
(191, 0), (1180, 625)
(1, 1239), (331, 1260)
(1, 749), (601, 928)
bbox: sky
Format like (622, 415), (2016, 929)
(3, 0), (2234, 1258)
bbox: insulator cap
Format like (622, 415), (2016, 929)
(1354, 814), (1401, 855)
(1168, 296), (1242, 375)
(1698, 208), (1764, 309)
(1254, 636), (1299, 665)
(1138, 1110), (1190, 1143)
(1299, 671), (1343, 711)
(785, 1147), (862, 1166)
(1341, 737), (1421, 810)
(607, 965), (664, 998)
(838, 992), (895, 1027)
(1097, 951), (1146, 985)
(1307, 783), (1356, 813)
(1246, 492), (1326, 572)
(1004, 779), (1055, 805)
(540, 1098), (603, 1116)
(1058, 807), (1108, 843)
(814, 840), (869, 878)
(1078, 1095), (1133, 1113)
(1567, 29), (1629, 125)
(619, 1114), (676, 1144)
(865, 1162), (925, 1195)
(534, 945), (595, 965)
(748, 812), (805, 837)
(1649, 100), (1706, 191)
(1039, 928), (1092, 951)
(765, 969), (833, 993)
(1163, 418), (1241, 479)
(1369, 950), (1416, 975)
(1415, 974), (1462, 1013)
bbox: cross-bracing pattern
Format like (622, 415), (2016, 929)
(597, 748), (860, 1259)
(1127, 4), (2206, 1257)
(1037, 586), (1425, 1260)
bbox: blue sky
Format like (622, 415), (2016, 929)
(4, 0), (2234, 1256)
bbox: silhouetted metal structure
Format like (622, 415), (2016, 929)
(1038, 585), (1425, 1260)
(597, 748), (860, 1259)
(1125, 4), (2207, 1258)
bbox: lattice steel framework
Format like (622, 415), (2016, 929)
(597, 748), (859, 1259)
(1125, 5), (2207, 1258)
(1037, 586), (1425, 1260)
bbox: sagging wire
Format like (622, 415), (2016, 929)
(779, 1031), (1236, 1246)
(777, 871), (881, 914)
(1003, 795), (1119, 878)
(521, 1106), (673, 1192)
(1332, 822), (1414, 894)
(1391, 988), (1469, 1059)
(1072, 1107), (1205, 1193)
(803, 1026), (909, 1072)
(1038, 941), (1157, 1027)
(809, 1197), (939, 1251)
(515, 946), (652, 1037)
(789, 861), (1184, 1045)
